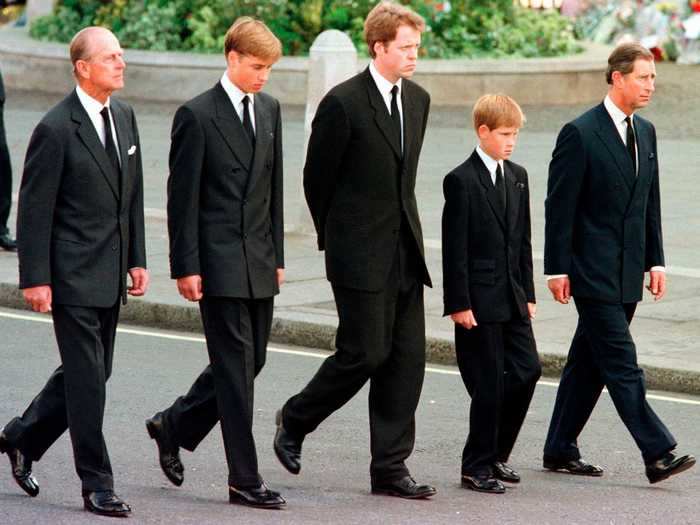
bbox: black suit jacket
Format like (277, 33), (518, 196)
(544, 102), (664, 304)
(17, 89), (146, 307)
(303, 68), (431, 291)
(167, 83), (284, 298)
(442, 151), (535, 322)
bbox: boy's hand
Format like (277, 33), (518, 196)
(527, 302), (536, 319)
(646, 270), (666, 301)
(548, 276), (570, 304)
(451, 309), (478, 330)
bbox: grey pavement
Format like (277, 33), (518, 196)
(0, 309), (698, 524)
(1, 63), (700, 393)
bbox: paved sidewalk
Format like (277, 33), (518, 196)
(1, 62), (700, 393)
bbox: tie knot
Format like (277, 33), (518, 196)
(100, 106), (110, 120)
(624, 115), (632, 126)
(242, 95), (250, 108)
(391, 85), (399, 99)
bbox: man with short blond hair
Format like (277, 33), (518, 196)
(0, 26), (147, 517)
(274, 1), (436, 499)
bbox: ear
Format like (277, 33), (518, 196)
(477, 124), (490, 140)
(372, 41), (385, 58)
(226, 50), (239, 68)
(74, 60), (90, 80)
(611, 70), (624, 87)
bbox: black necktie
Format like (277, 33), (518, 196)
(100, 107), (120, 176)
(242, 95), (255, 147)
(495, 164), (507, 213)
(390, 85), (402, 154)
(624, 116), (636, 175)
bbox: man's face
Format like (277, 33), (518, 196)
(227, 51), (276, 94)
(617, 58), (656, 111)
(374, 24), (421, 83)
(78, 31), (125, 93)
(478, 125), (520, 161)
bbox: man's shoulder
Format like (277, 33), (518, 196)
(505, 159), (527, 178)
(403, 78), (430, 103)
(36, 91), (78, 132)
(325, 71), (366, 100)
(179, 85), (219, 116)
(110, 96), (133, 116)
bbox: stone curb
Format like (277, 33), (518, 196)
(1, 282), (698, 396)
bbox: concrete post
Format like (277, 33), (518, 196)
(25, 0), (56, 22)
(295, 30), (357, 234)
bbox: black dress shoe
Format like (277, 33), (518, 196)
(493, 461), (520, 483)
(83, 490), (131, 517)
(0, 233), (16, 252)
(646, 452), (696, 484)
(461, 474), (506, 494)
(543, 458), (603, 477)
(273, 409), (302, 475)
(0, 432), (39, 497)
(146, 413), (184, 486)
(371, 476), (437, 499)
(229, 483), (286, 509)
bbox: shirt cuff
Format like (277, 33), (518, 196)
(649, 266), (665, 273)
(546, 274), (568, 280)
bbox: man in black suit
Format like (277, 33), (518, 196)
(442, 94), (541, 494)
(543, 43), (695, 483)
(0, 27), (147, 517)
(274, 2), (435, 499)
(145, 18), (285, 509)
(0, 68), (17, 250)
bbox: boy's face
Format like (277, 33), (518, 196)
(226, 51), (276, 94)
(477, 125), (519, 161)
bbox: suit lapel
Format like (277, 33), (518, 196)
(471, 151), (506, 232)
(625, 118), (653, 216)
(71, 91), (119, 200)
(246, 95), (273, 197)
(504, 162), (520, 236)
(112, 102), (131, 206)
(401, 84), (421, 165)
(211, 83), (254, 171)
(364, 69), (402, 160)
(594, 104), (635, 190)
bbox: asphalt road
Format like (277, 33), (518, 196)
(0, 308), (698, 524)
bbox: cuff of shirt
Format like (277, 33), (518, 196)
(649, 266), (665, 273)
(546, 274), (568, 281)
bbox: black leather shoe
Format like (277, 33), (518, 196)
(461, 474), (506, 494)
(83, 490), (131, 517)
(543, 458), (603, 477)
(0, 432), (39, 497)
(0, 233), (16, 252)
(493, 461), (520, 483)
(229, 483), (286, 509)
(146, 413), (184, 486)
(646, 452), (696, 484)
(273, 409), (302, 475)
(371, 476), (437, 499)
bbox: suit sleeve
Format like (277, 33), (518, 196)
(644, 124), (664, 270)
(519, 168), (536, 303)
(544, 123), (586, 275)
(303, 93), (350, 250)
(271, 100), (284, 268)
(128, 108), (147, 269)
(17, 122), (63, 289)
(441, 172), (471, 315)
(167, 105), (205, 279)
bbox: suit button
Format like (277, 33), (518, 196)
(243, 199), (248, 206)
(243, 234), (248, 240)
(111, 244), (117, 251)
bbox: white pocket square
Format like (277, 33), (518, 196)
(127, 145), (137, 155)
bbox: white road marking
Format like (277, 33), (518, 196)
(1, 310), (699, 406)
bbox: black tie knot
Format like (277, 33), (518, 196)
(100, 106), (120, 176)
(241, 94), (255, 147)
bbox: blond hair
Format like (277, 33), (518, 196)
(472, 94), (525, 131)
(224, 17), (282, 61)
(364, 2), (425, 58)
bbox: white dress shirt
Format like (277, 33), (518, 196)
(369, 61), (403, 150)
(220, 73), (255, 133)
(475, 145), (504, 185)
(75, 85), (121, 165)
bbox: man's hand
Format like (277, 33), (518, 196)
(277, 268), (285, 287)
(647, 270), (666, 301)
(177, 274), (203, 302)
(128, 267), (150, 296)
(23, 285), (52, 313)
(548, 276), (571, 304)
(527, 302), (537, 320)
(450, 309), (478, 330)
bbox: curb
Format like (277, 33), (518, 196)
(1, 282), (698, 396)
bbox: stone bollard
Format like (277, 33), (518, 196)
(25, 0), (56, 22)
(295, 30), (357, 234)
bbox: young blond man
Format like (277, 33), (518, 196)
(145, 17), (285, 508)
(441, 94), (541, 494)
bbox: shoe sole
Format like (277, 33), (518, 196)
(648, 457), (696, 484)
(543, 465), (603, 477)
(273, 411), (301, 475)
(84, 503), (131, 517)
(145, 419), (184, 487)
(371, 488), (437, 499)
(460, 480), (506, 494)
(229, 494), (286, 509)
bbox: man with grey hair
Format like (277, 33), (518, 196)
(0, 27), (147, 517)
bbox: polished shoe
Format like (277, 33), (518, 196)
(371, 476), (437, 499)
(461, 473), (506, 494)
(0, 432), (39, 497)
(0, 233), (16, 252)
(493, 461), (520, 483)
(83, 490), (131, 517)
(273, 409), (302, 475)
(646, 452), (696, 484)
(543, 458), (603, 477)
(229, 483), (286, 509)
(146, 412), (184, 486)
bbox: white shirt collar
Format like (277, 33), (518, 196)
(604, 94), (632, 126)
(75, 84), (110, 116)
(369, 61), (402, 99)
(220, 72), (254, 108)
(475, 145), (503, 181)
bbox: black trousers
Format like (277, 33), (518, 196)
(3, 302), (120, 493)
(162, 296), (273, 488)
(282, 234), (426, 483)
(544, 298), (676, 464)
(0, 72), (12, 234)
(456, 317), (540, 476)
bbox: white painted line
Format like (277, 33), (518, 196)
(1, 310), (699, 406)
